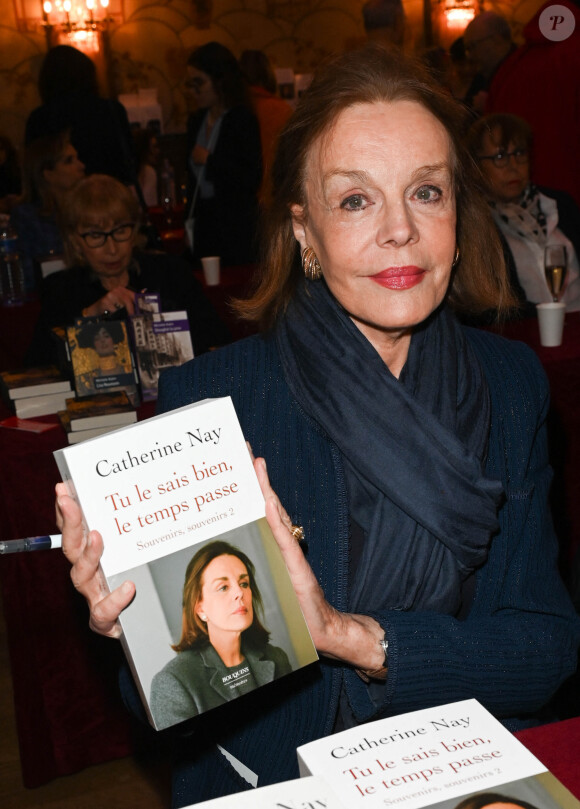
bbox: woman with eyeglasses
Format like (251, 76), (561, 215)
(467, 113), (580, 313)
(25, 174), (230, 366)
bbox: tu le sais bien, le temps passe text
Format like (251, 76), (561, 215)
(93, 424), (242, 537)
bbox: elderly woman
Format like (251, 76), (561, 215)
(185, 42), (262, 265)
(57, 46), (580, 806)
(150, 540), (291, 729)
(26, 174), (230, 366)
(467, 113), (580, 313)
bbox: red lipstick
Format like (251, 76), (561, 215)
(370, 266), (425, 290)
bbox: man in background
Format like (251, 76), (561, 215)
(463, 11), (515, 113)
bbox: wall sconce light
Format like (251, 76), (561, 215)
(443, 0), (477, 32)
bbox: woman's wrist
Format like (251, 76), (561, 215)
(319, 610), (386, 673)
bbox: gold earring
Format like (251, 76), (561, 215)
(452, 247), (460, 268)
(301, 246), (322, 280)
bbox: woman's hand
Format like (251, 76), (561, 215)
(82, 285), (136, 319)
(55, 482), (135, 638)
(253, 457), (386, 671)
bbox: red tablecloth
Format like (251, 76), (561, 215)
(515, 716), (580, 799)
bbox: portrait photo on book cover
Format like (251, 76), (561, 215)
(67, 319), (136, 398)
(108, 518), (314, 730)
(428, 773), (579, 809)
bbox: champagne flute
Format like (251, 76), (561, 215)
(544, 244), (567, 302)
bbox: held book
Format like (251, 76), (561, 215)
(297, 698), (580, 809)
(54, 396), (318, 731)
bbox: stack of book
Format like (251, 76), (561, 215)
(0, 366), (72, 418)
(58, 391), (138, 444)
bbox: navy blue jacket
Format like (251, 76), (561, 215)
(155, 326), (580, 806)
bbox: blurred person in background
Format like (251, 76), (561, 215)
(0, 135), (21, 214)
(185, 42), (262, 266)
(10, 130), (85, 292)
(25, 45), (137, 186)
(463, 12), (515, 114)
(239, 49), (292, 201)
(467, 113), (580, 313)
(26, 174), (230, 366)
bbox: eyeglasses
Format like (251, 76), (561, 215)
(478, 149), (529, 169)
(464, 34), (494, 53)
(78, 223), (136, 248)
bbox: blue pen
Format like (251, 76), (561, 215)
(0, 534), (62, 554)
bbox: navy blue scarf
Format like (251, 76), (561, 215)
(275, 280), (503, 616)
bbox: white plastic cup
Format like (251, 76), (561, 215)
(536, 302), (566, 347)
(201, 256), (221, 286)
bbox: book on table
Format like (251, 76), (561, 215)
(129, 292), (194, 402)
(0, 365), (71, 401)
(296, 698), (580, 809)
(60, 391), (137, 433)
(66, 316), (139, 404)
(53, 396), (318, 731)
(177, 699), (579, 809)
(13, 390), (72, 418)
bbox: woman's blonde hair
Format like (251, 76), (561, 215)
(237, 43), (517, 327)
(60, 174), (140, 266)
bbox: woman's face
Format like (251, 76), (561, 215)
(44, 143), (85, 192)
(186, 66), (220, 110)
(291, 100), (456, 357)
(196, 554), (254, 637)
(74, 218), (136, 279)
(478, 128), (530, 203)
(93, 327), (115, 356)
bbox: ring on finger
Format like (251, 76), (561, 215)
(290, 524), (305, 542)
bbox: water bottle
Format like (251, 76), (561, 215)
(160, 158), (176, 224)
(0, 222), (25, 306)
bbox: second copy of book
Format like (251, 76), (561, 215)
(54, 396), (318, 730)
(297, 698), (580, 809)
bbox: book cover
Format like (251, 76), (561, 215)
(14, 390), (72, 419)
(0, 366), (71, 400)
(64, 391), (137, 431)
(297, 699), (580, 809)
(130, 308), (194, 402)
(66, 317), (139, 403)
(54, 396), (318, 731)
